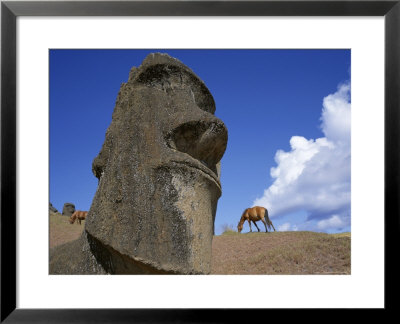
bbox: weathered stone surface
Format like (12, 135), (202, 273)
(49, 202), (58, 213)
(62, 203), (75, 216)
(50, 53), (228, 274)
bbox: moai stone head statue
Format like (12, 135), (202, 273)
(86, 53), (228, 274)
(62, 202), (75, 217)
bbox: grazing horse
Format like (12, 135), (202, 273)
(69, 211), (88, 225)
(237, 206), (276, 233)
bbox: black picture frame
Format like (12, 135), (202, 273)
(1, 0), (399, 322)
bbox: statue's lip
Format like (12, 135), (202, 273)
(169, 158), (221, 190)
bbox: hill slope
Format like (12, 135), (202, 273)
(49, 211), (85, 248)
(211, 231), (350, 274)
(49, 213), (350, 274)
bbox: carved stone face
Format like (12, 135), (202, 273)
(86, 53), (228, 274)
(62, 203), (75, 217)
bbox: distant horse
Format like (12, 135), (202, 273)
(237, 206), (276, 233)
(69, 211), (88, 225)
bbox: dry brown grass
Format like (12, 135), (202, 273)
(49, 211), (85, 248)
(49, 213), (350, 275)
(211, 231), (351, 275)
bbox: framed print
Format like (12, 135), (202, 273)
(1, 0), (399, 321)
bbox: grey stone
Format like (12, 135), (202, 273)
(62, 203), (75, 216)
(50, 53), (228, 274)
(49, 202), (58, 213)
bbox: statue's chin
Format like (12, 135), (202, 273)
(150, 165), (219, 274)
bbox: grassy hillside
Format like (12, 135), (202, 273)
(211, 231), (350, 274)
(49, 213), (350, 274)
(49, 211), (85, 248)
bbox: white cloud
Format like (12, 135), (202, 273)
(321, 83), (351, 144)
(278, 222), (291, 231)
(317, 214), (346, 231)
(253, 83), (351, 232)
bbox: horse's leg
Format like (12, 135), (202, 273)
(253, 221), (260, 232)
(270, 221), (276, 232)
(261, 218), (268, 232)
(248, 219), (252, 232)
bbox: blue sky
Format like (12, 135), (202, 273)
(50, 49), (351, 235)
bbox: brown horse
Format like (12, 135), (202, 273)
(237, 206), (276, 233)
(69, 211), (88, 225)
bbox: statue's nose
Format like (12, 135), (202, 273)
(166, 118), (228, 175)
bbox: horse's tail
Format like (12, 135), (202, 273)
(263, 207), (274, 231)
(263, 207), (269, 221)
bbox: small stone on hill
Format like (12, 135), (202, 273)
(49, 202), (58, 213)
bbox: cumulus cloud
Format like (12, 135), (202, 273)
(253, 83), (351, 232)
(278, 222), (291, 231)
(320, 83), (351, 144)
(317, 214), (346, 231)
